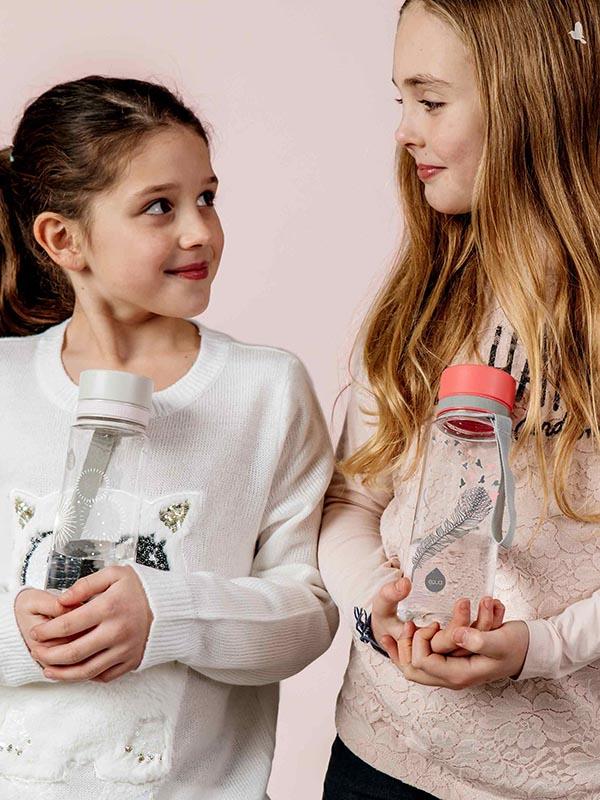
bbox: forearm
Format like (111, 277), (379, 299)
(319, 486), (400, 628)
(133, 563), (337, 685)
(0, 590), (47, 686)
(517, 589), (600, 680)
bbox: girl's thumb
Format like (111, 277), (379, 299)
(452, 627), (505, 659)
(373, 576), (411, 617)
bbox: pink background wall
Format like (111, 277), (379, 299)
(0, 2), (401, 796)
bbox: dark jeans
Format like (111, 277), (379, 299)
(323, 736), (439, 800)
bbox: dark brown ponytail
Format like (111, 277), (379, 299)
(0, 76), (209, 336)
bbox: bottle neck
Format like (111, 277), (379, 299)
(436, 393), (512, 419)
(435, 395), (512, 442)
(74, 417), (147, 435)
(76, 398), (150, 431)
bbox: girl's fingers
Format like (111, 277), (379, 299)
(42, 648), (124, 682)
(396, 620), (416, 667)
(32, 626), (114, 666)
(492, 600), (505, 629)
(402, 663), (455, 687)
(380, 635), (400, 666)
(92, 661), (130, 683)
(430, 599), (470, 654)
(58, 567), (121, 607)
(32, 599), (103, 642)
(411, 622), (440, 668)
(17, 589), (65, 619)
(410, 649), (473, 687)
(472, 597), (494, 632)
(452, 626), (509, 659)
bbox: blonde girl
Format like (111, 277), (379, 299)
(319, 1), (600, 798)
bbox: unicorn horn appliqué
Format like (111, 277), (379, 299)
(410, 485), (493, 579)
(569, 21), (587, 44)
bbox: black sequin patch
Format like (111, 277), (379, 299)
(20, 530), (170, 586)
(21, 530), (53, 585)
(136, 534), (170, 571)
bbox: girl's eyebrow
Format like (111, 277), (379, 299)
(392, 74), (452, 89)
(132, 176), (219, 199)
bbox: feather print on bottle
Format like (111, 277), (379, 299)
(410, 486), (493, 580)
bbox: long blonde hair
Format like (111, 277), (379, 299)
(343, 0), (600, 523)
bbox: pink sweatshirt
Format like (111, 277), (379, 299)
(319, 300), (600, 800)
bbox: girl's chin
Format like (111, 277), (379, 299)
(179, 296), (211, 319)
(425, 195), (473, 215)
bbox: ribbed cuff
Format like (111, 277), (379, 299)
(0, 589), (47, 685)
(131, 564), (197, 671)
(514, 618), (562, 681)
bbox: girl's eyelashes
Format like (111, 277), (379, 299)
(421, 100), (445, 111)
(395, 98), (445, 112)
(144, 190), (217, 215)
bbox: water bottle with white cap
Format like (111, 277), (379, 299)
(396, 364), (517, 627)
(45, 369), (153, 592)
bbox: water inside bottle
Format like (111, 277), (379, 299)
(397, 528), (498, 626)
(45, 538), (133, 592)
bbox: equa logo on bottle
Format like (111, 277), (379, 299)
(425, 568), (446, 593)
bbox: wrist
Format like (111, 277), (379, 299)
(509, 620), (530, 679)
(354, 607), (390, 658)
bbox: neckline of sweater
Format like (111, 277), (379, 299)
(34, 318), (230, 418)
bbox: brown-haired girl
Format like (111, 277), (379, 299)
(320, 1), (600, 798)
(0, 75), (336, 799)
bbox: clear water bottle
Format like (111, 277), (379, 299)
(45, 369), (153, 592)
(397, 364), (517, 626)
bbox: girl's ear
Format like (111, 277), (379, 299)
(32, 212), (87, 273)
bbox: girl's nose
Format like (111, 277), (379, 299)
(179, 211), (214, 250)
(395, 113), (425, 149)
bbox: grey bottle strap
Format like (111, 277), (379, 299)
(491, 414), (517, 548)
(71, 430), (117, 538)
(53, 429), (118, 553)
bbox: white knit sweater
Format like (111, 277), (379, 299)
(0, 319), (337, 800)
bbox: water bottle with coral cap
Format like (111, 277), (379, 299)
(45, 369), (153, 592)
(396, 364), (517, 627)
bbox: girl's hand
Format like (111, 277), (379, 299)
(394, 619), (530, 689)
(14, 588), (69, 655)
(429, 596), (506, 657)
(370, 576), (415, 652)
(29, 566), (153, 684)
(371, 576), (505, 659)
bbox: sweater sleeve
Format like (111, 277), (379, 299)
(516, 589), (600, 680)
(0, 588), (49, 686)
(318, 377), (400, 630)
(132, 356), (338, 685)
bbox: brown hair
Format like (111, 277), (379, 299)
(0, 75), (209, 336)
(343, 0), (600, 522)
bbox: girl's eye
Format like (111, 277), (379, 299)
(145, 198), (172, 215)
(394, 98), (445, 112)
(421, 100), (445, 112)
(198, 190), (216, 207)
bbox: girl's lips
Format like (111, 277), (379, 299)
(166, 262), (209, 280)
(417, 165), (445, 181)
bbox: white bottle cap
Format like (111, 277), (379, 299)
(77, 370), (154, 429)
